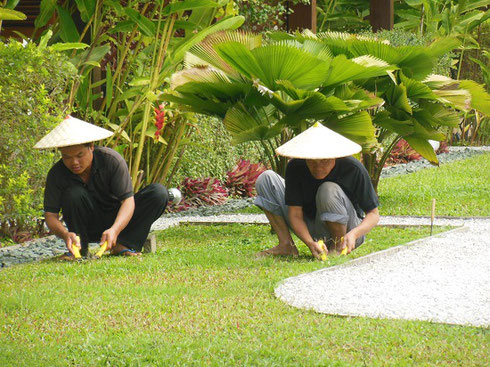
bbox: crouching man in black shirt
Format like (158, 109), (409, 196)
(254, 123), (379, 259)
(35, 116), (169, 258)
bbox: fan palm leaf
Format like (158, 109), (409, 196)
(186, 30), (262, 78)
(215, 42), (331, 90)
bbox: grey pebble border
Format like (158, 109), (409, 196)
(1, 146), (488, 269)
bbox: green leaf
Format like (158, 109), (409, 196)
(83, 61), (100, 67)
(215, 41), (330, 90)
(115, 87), (143, 104)
(70, 44), (110, 68)
(0, 7), (26, 20)
(5, 0), (20, 9)
(400, 72), (437, 100)
(373, 111), (415, 136)
(385, 84), (412, 114)
(106, 123), (131, 143)
(56, 6), (81, 43)
(162, 0), (225, 16)
(459, 80), (490, 116)
(187, 30), (262, 77)
(426, 37), (461, 58)
(324, 111), (377, 148)
(274, 92), (349, 124)
(50, 42), (89, 51)
(169, 16), (245, 67)
(38, 30), (53, 49)
(223, 103), (282, 144)
(35, 0), (56, 28)
(404, 136), (438, 165)
(110, 20), (134, 34)
(415, 102), (460, 128)
(74, 0), (96, 23)
(323, 55), (394, 88)
(129, 78), (151, 87)
(124, 8), (156, 37)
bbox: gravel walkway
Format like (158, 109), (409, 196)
(275, 218), (490, 328)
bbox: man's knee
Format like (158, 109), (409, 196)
(142, 183), (169, 208)
(255, 170), (279, 196)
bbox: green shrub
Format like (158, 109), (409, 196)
(169, 115), (264, 187)
(0, 40), (77, 241)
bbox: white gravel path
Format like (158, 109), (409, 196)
(152, 214), (490, 327)
(275, 218), (490, 328)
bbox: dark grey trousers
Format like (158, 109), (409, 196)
(254, 170), (364, 247)
(61, 184), (168, 253)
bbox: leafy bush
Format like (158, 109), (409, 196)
(0, 40), (77, 241)
(169, 115), (264, 187)
(225, 159), (267, 198)
(168, 177), (229, 212)
(236, 0), (310, 32)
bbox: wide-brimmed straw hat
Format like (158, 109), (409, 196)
(275, 122), (361, 159)
(34, 115), (113, 149)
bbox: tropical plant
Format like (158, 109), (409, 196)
(225, 159), (267, 197)
(168, 177), (229, 212)
(0, 0), (25, 34)
(0, 39), (77, 241)
(166, 30), (391, 175)
(166, 30), (490, 190)
(32, 0), (244, 191)
(384, 139), (422, 165)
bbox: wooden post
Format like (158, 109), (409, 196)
(370, 0), (394, 32)
(287, 0), (317, 33)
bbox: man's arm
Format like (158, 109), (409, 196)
(288, 206), (325, 258)
(100, 196), (135, 249)
(343, 207), (380, 253)
(44, 211), (79, 255)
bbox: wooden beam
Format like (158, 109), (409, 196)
(370, 0), (394, 32)
(287, 0), (317, 33)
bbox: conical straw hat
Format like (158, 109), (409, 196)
(275, 122), (361, 159)
(34, 115), (114, 149)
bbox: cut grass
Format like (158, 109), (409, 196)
(378, 153), (490, 217)
(1, 224), (486, 367)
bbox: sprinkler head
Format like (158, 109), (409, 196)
(168, 188), (182, 205)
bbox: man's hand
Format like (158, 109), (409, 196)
(341, 232), (356, 254)
(100, 227), (118, 250)
(64, 231), (80, 256)
(308, 240), (327, 259)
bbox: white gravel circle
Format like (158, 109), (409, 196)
(275, 219), (490, 327)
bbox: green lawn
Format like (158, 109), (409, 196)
(1, 224), (486, 366)
(378, 153), (490, 217)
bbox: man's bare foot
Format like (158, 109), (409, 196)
(255, 243), (299, 258)
(110, 243), (142, 257)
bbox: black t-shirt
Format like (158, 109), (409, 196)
(44, 146), (134, 214)
(285, 157), (379, 220)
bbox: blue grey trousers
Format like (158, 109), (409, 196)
(254, 170), (364, 248)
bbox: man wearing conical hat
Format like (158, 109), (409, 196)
(35, 116), (170, 259)
(254, 122), (380, 259)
